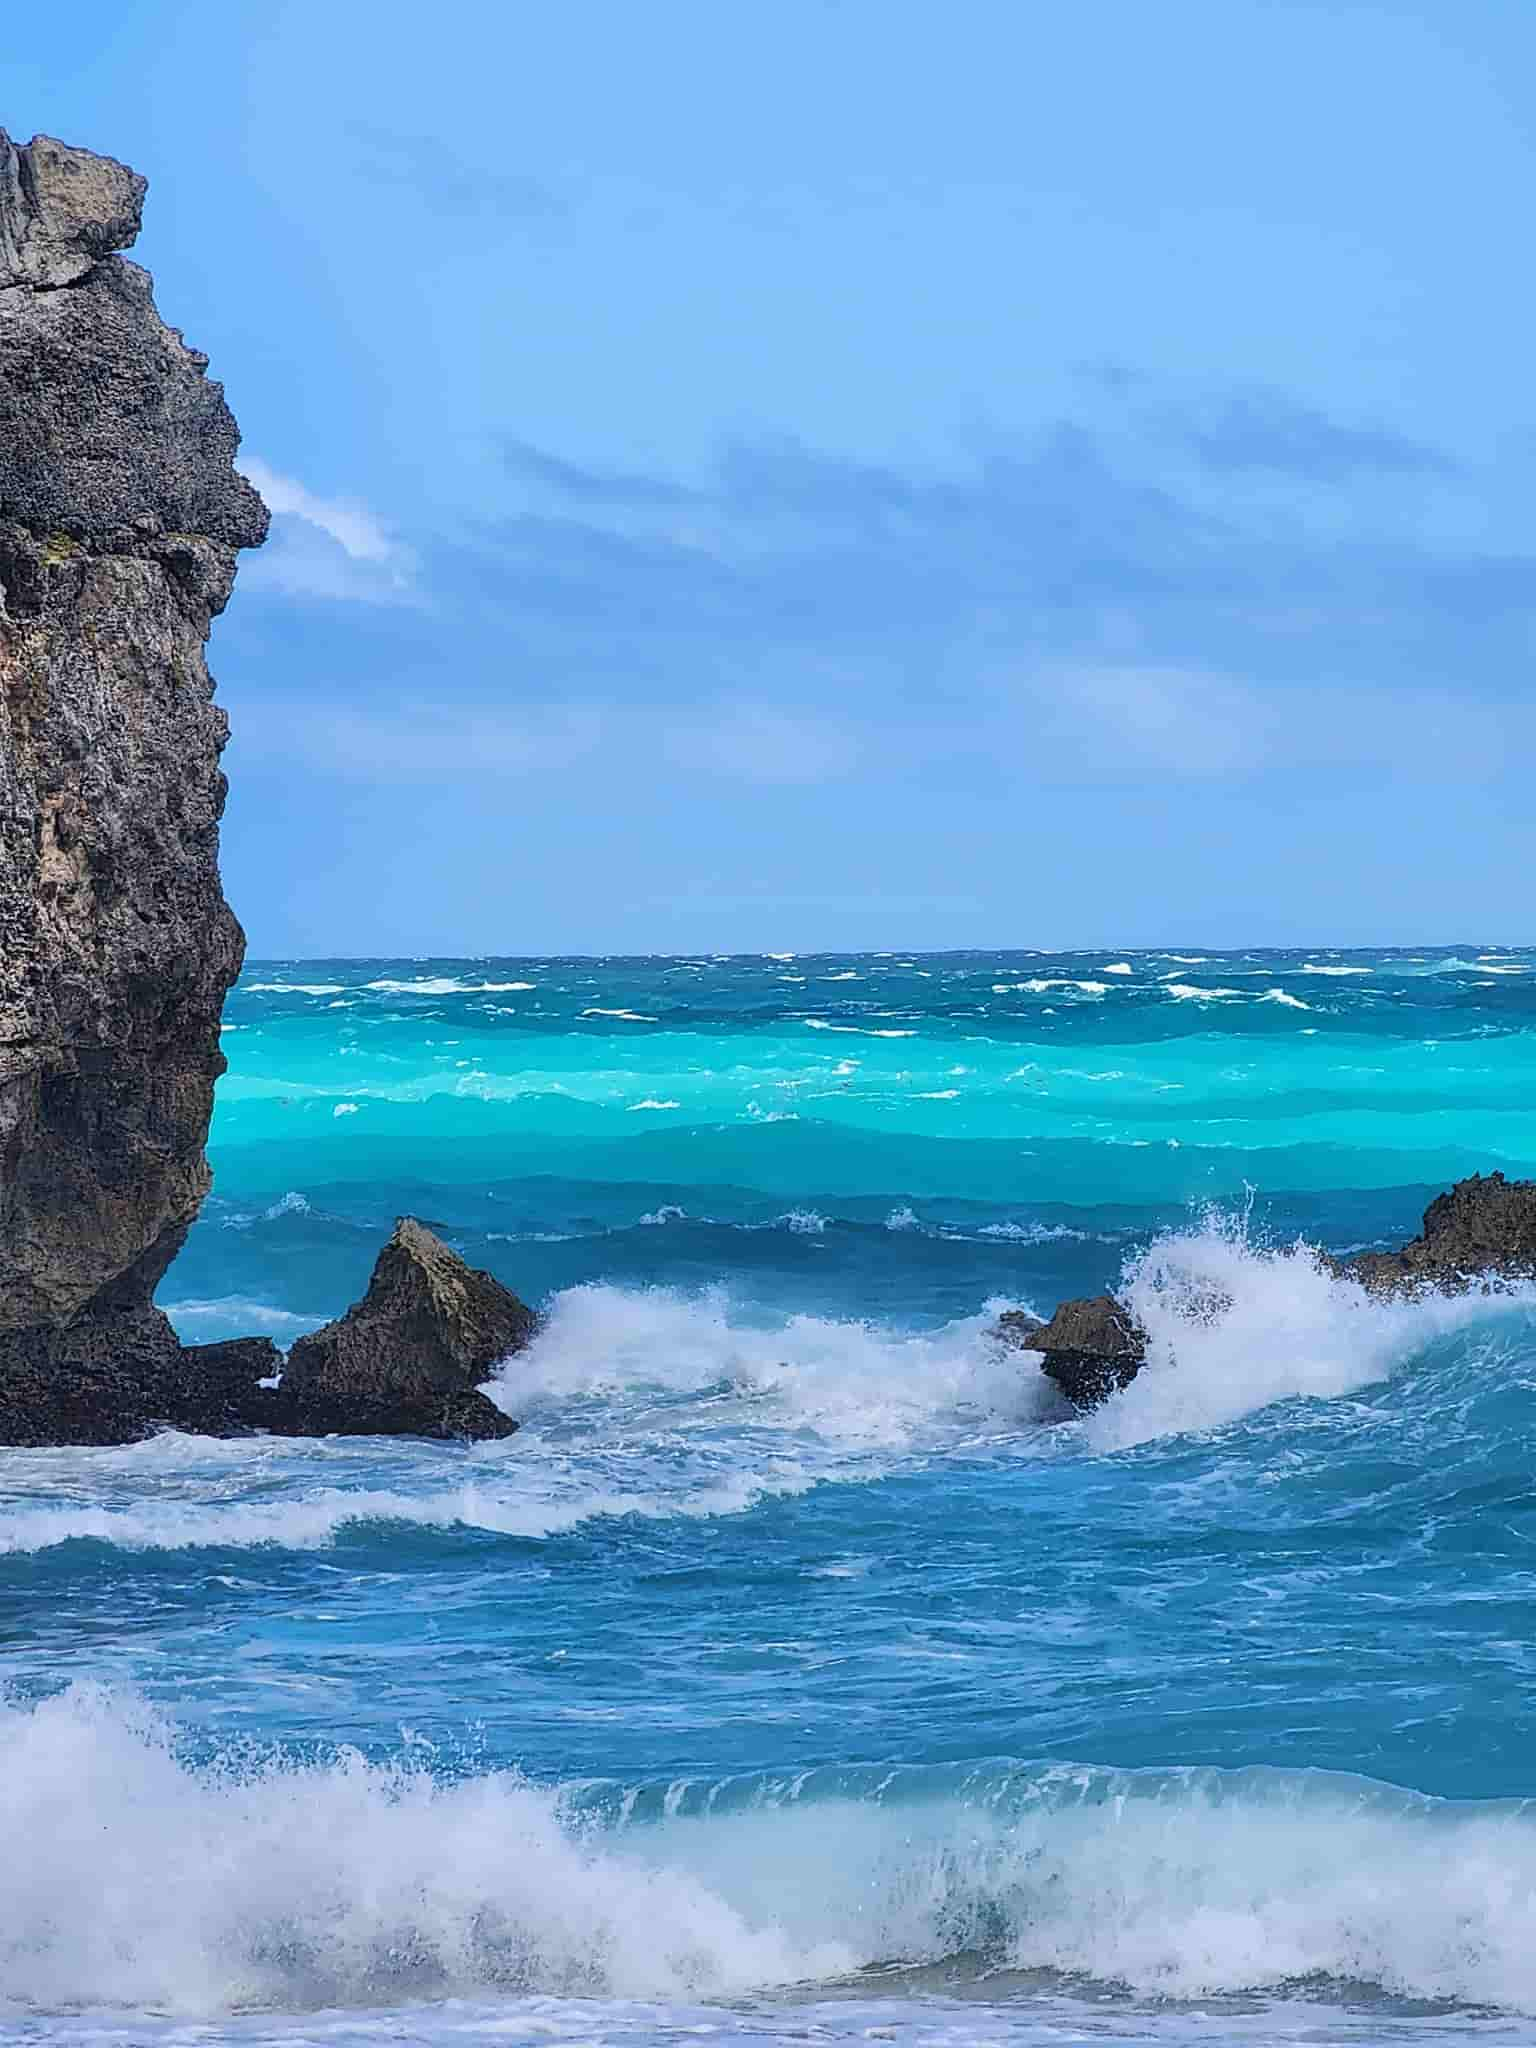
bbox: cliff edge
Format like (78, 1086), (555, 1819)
(0, 130), (268, 1442)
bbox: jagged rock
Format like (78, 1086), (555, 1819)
(1340, 1172), (1536, 1295)
(994, 1308), (1046, 1351)
(993, 1293), (1145, 1409)
(0, 1302), (185, 1447)
(0, 133), (145, 290)
(273, 1219), (536, 1440)
(0, 130), (266, 1445)
(174, 1337), (286, 1434)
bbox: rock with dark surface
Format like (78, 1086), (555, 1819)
(174, 1337), (287, 1434)
(0, 130), (267, 1444)
(995, 1292), (1146, 1409)
(273, 1219), (536, 1440)
(1339, 1172), (1536, 1296)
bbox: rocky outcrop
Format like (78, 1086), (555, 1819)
(0, 130), (267, 1441)
(274, 1219), (534, 1440)
(994, 1296), (1145, 1408)
(1337, 1172), (1536, 1295)
(0, 137), (537, 1449)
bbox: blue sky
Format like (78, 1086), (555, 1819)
(11, 0), (1536, 953)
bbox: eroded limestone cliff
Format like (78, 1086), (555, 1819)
(0, 130), (268, 1441)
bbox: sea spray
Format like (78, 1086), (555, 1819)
(1094, 1210), (1536, 1449)
(10, 1687), (1536, 2013)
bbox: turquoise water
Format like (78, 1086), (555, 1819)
(7, 948), (1536, 2045)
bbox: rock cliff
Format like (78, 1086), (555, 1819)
(0, 130), (268, 1441)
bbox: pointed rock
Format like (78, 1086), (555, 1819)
(275, 1219), (536, 1440)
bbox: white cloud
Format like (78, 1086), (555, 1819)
(237, 458), (416, 603)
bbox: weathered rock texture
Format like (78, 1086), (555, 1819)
(994, 1296), (1146, 1409)
(1337, 1172), (1536, 1296)
(274, 1219), (535, 1440)
(0, 130), (267, 1440)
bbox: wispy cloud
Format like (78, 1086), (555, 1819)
(500, 438), (698, 507)
(229, 379), (1536, 804)
(1175, 389), (1456, 481)
(237, 459), (416, 604)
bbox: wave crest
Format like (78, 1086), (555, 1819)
(10, 1688), (1536, 2015)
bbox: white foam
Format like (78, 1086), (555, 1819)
(12, 1688), (1536, 2014)
(1261, 989), (1312, 1009)
(1090, 1213), (1536, 1451)
(583, 1008), (658, 1022)
(0, 1475), (806, 1557)
(626, 1098), (681, 1111)
(976, 1220), (1087, 1244)
(162, 1298), (321, 1342)
(1100, 961), (1134, 974)
(1163, 983), (1244, 1000)
(995, 979), (1111, 996)
(805, 1021), (916, 1037)
(2, 1294), (1052, 1564)
(1301, 963), (1372, 976)
(497, 1285), (1045, 1451)
(779, 1208), (828, 1234)
(242, 982), (346, 996)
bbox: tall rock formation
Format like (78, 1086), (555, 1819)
(0, 131), (268, 1442)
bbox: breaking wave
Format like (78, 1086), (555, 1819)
(9, 1686), (1536, 2015)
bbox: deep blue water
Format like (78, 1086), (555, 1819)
(7, 948), (1536, 2045)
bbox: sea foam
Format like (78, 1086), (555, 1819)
(10, 1685), (1536, 2014)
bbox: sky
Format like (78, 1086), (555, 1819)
(9, 0), (1536, 954)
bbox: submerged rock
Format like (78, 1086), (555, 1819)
(272, 1219), (536, 1441)
(994, 1294), (1145, 1409)
(0, 131), (266, 1445)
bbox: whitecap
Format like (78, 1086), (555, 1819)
(242, 982), (346, 996)
(12, 1687), (1536, 2011)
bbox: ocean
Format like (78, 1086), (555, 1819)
(7, 947), (1536, 2047)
